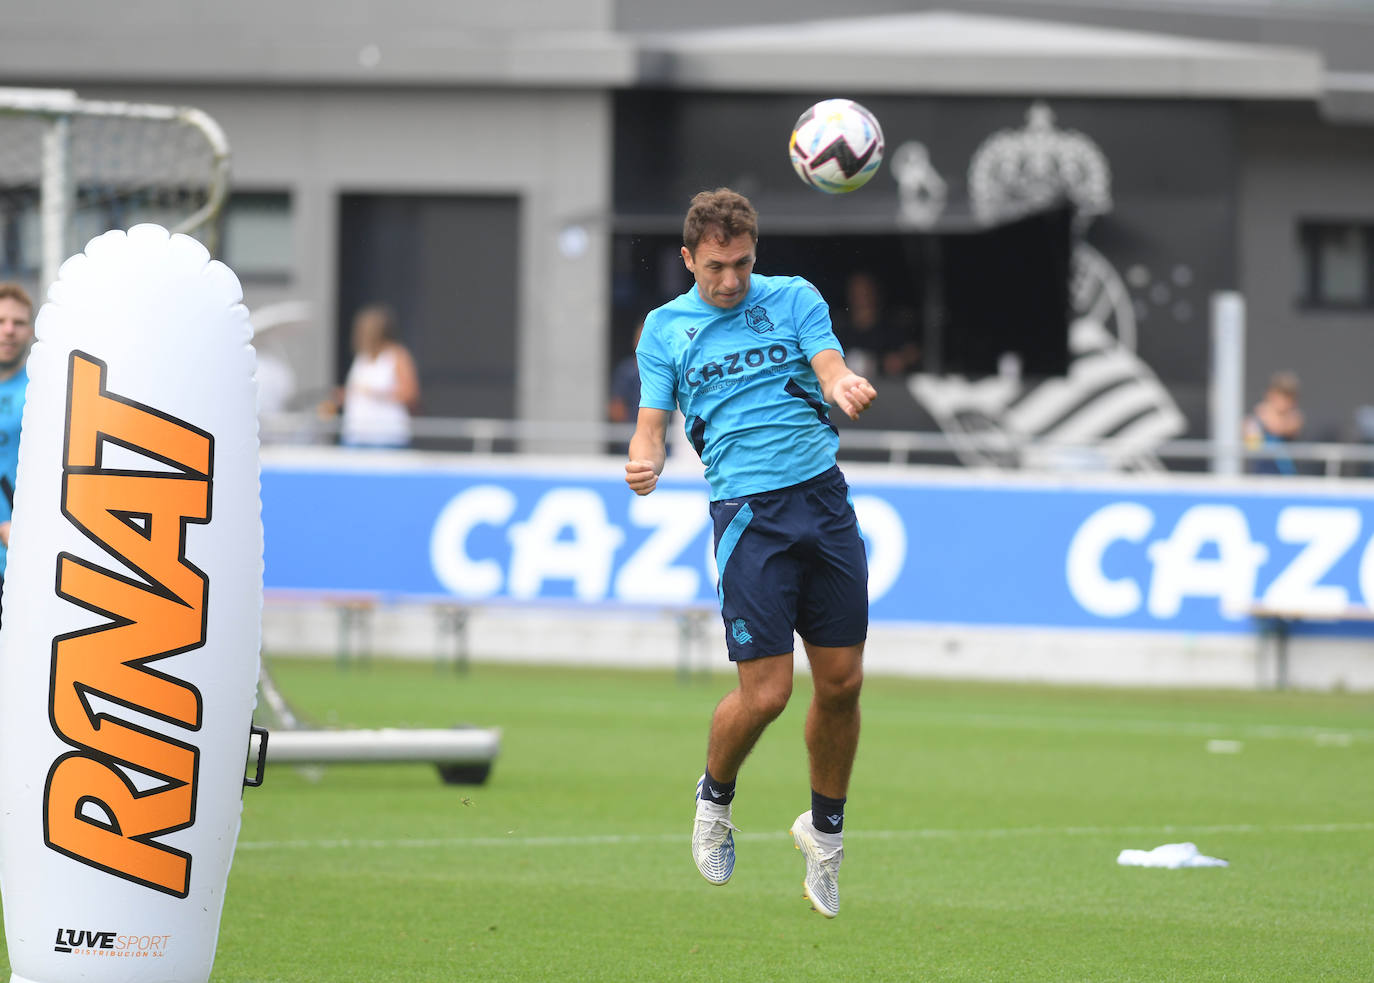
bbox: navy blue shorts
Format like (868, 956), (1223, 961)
(710, 465), (869, 661)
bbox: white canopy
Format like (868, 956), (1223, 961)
(636, 11), (1324, 100)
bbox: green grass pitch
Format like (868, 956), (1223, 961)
(4, 657), (1372, 982)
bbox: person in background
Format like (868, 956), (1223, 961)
(626, 188), (876, 918)
(1244, 370), (1303, 475)
(0, 282), (34, 628)
(607, 317), (644, 426)
(321, 304), (421, 448)
(829, 270), (920, 379)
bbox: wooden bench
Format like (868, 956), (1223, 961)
(1248, 603), (1374, 689)
(264, 590), (720, 679)
(264, 589), (472, 671)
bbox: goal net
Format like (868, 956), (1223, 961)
(0, 87), (231, 294)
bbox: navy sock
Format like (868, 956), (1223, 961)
(701, 769), (736, 807)
(811, 790), (846, 834)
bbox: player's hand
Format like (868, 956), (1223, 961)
(0, 520), (9, 548)
(831, 372), (877, 420)
(625, 459), (659, 496)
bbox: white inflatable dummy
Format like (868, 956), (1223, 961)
(0, 225), (264, 982)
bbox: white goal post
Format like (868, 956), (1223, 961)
(0, 86), (231, 293)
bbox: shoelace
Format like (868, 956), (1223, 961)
(696, 816), (739, 849)
(809, 842), (843, 875)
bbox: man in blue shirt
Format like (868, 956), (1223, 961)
(626, 189), (877, 918)
(0, 282), (33, 628)
(1243, 371), (1303, 475)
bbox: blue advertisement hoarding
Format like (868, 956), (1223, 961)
(263, 454), (1374, 636)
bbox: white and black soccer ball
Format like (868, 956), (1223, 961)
(789, 99), (885, 194)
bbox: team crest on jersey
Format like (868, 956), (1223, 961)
(744, 306), (773, 335)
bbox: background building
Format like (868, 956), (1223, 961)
(2, 0), (1373, 449)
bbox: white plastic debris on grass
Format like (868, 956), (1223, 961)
(1117, 842), (1228, 868)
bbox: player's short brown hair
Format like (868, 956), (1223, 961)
(683, 188), (758, 254)
(0, 282), (33, 318)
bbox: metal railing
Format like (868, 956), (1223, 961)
(259, 411), (1374, 479)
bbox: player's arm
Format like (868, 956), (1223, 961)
(811, 348), (877, 421)
(626, 407), (671, 496)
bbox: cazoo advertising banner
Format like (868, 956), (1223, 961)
(262, 453), (1374, 637)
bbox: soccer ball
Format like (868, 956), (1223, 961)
(789, 99), (885, 194)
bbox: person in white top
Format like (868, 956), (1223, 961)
(325, 304), (421, 448)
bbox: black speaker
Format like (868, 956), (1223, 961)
(934, 203), (1073, 379)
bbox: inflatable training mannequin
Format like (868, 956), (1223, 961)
(0, 225), (265, 983)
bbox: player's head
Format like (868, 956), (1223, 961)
(681, 188), (758, 309)
(683, 188), (758, 253)
(0, 282), (34, 376)
(351, 303), (397, 355)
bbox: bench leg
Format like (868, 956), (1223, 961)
(435, 606), (470, 674)
(1256, 616), (1292, 690)
(676, 610), (710, 683)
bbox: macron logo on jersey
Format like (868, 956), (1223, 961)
(685, 326), (699, 339)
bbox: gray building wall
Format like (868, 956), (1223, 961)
(616, 0), (1374, 74)
(13, 75), (619, 431)
(1238, 102), (1374, 441)
(5, 1), (1374, 446)
(4, 1), (629, 431)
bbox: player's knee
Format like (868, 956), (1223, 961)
(742, 675), (792, 721)
(814, 663), (863, 710)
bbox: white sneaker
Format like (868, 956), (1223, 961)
(692, 775), (737, 885)
(790, 811), (843, 917)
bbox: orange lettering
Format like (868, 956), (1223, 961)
(45, 753), (193, 897)
(43, 352), (213, 898)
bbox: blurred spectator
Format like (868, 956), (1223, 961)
(319, 304), (420, 448)
(608, 318), (644, 424)
(1352, 404), (1374, 477)
(255, 347), (296, 416)
(0, 281), (33, 630)
(250, 300), (308, 419)
(830, 270), (920, 379)
(1243, 370), (1303, 475)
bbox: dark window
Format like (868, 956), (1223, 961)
(0, 187), (291, 279)
(0, 189), (40, 279)
(611, 203), (1072, 383)
(1299, 221), (1374, 309)
(337, 193), (519, 424)
(219, 191), (293, 279)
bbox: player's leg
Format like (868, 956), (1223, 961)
(695, 491), (799, 884)
(706, 651), (794, 784)
(691, 652), (793, 884)
(789, 640), (862, 917)
(703, 488), (799, 788)
(789, 468), (868, 916)
(801, 640), (864, 801)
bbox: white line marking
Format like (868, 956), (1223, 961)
(235, 821), (1374, 852)
(903, 711), (1374, 743)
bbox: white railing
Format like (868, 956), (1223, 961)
(259, 411), (1374, 478)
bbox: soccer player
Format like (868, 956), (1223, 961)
(0, 282), (34, 628)
(625, 189), (876, 917)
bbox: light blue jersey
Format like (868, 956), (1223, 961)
(0, 366), (27, 576)
(637, 274), (842, 500)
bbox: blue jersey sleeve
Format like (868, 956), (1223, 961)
(792, 278), (842, 361)
(635, 315), (678, 413)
